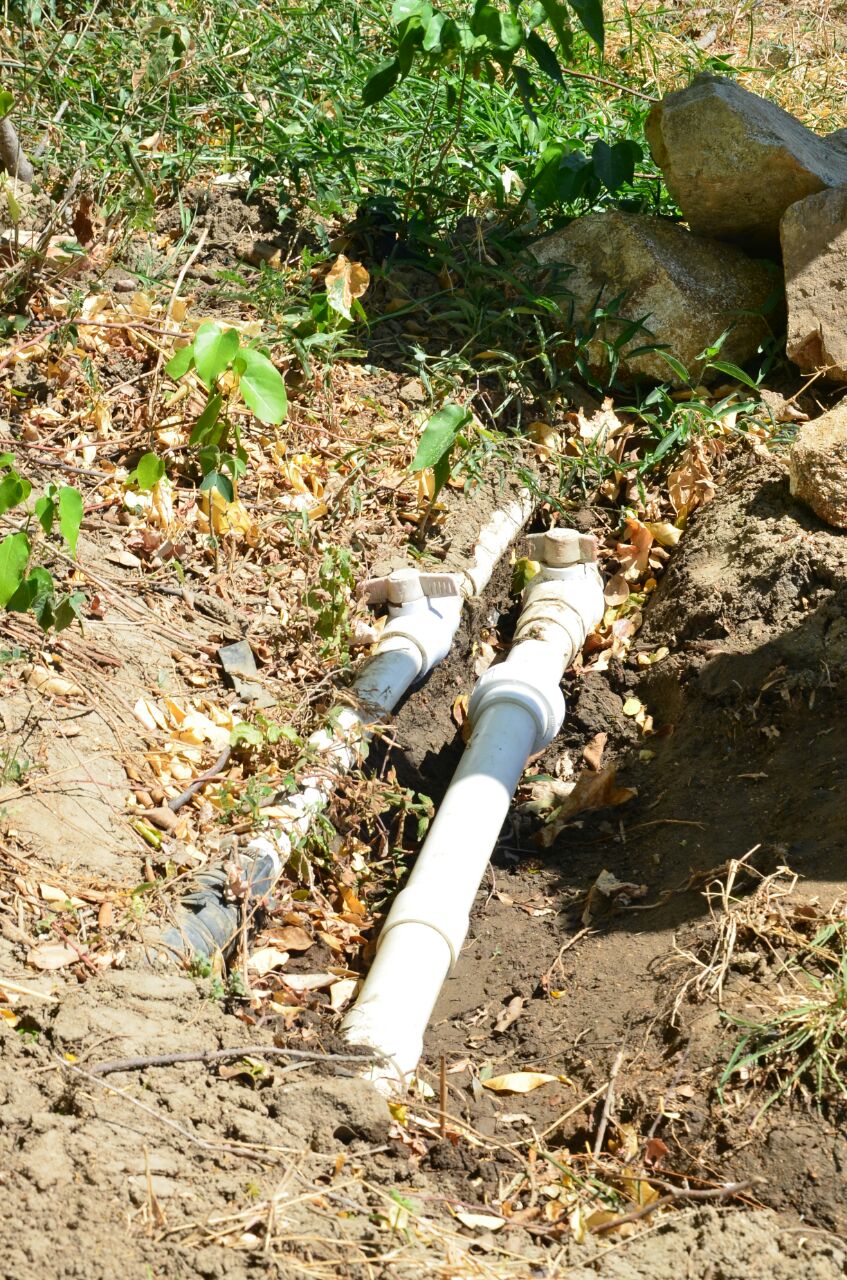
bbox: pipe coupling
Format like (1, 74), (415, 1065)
(375, 596), (463, 676)
(469, 665), (566, 755)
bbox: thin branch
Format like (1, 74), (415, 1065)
(591, 1179), (760, 1234)
(87, 1044), (386, 1077)
(0, 116), (34, 183)
(593, 1048), (625, 1157)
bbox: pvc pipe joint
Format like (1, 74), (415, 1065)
(469, 667), (565, 755)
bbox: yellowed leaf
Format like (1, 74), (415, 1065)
(646, 521), (682, 548)
(482, 1071), (558, 1094)
(325, 254), (370, 319)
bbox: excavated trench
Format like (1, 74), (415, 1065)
(3, 450), (847, 1279)
(383, 449), (847, 1245)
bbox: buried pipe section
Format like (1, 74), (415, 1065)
(340, 528), (605, 1089)
(153, 492), (534, 963)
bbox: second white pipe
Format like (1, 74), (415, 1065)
(341, 529), (604, 1088)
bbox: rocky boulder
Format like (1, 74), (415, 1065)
(782, 186), (847, 384)
(531, 211), (775, 387)
(645, 74), (847, 253)
(789, 399), (847, 528)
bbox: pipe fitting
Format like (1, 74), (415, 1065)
(375, 594), (463, 676)
(468, 665), (565, 754)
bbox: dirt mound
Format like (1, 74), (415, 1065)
(416, 449), (847, 1238)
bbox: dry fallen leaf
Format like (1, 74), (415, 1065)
(453, 1210), (506, 1232)
(646, 520), (682, 548)
(494, 995), (525, 1034)
(603, 572), (629, 607)
(281, 973), (334, 992)
(26, 666), (84, 699)
(329, 978), (358, 1011)
(582, 869), (649, 926)
(616, 518), (654, 581)
(325, 254), (370, 321)
(267, 925), (313, 951)
(27, 942), (80, 970)
(248, 946), (290, 977)
(582, 732), (607, 772)
(537, 767), (637, 846)
(482, 1071), (559, 1094)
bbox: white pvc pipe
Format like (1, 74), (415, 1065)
(341, 530), (604, 1088)
(239, 490), (535, 878)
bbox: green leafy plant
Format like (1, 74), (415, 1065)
(306, 544), (356, 661)
(364, 0), (604, 107)
(0, 456), (85, 633)
(410, 402), (473, 498)
(165, 321), (288, 501)
(361, 0), (640, 213)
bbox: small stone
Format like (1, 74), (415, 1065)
(789, 399), (847, 528)
(645, 74), (847, 252)
(782, 186), (847, 384)
(531, 211), (775, 386)
(398, 378), (425, 405)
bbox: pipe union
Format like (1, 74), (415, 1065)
(468, 666), (566, 755)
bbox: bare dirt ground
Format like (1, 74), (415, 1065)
(4, 439), (847, 1276)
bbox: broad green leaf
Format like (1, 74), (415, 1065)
(0, 469), (30, 514)
(471, 3), (523, 52)
(189, 392), (224, 447)
(592, 139), (641, 194)
(423, 11), (450, 51)
(0, 531), (30, 606)
(566, 0), (603, 48)
(200, 469), (234, 503)
(537, 0), (573, 54)
(58, 486), (83, 556)
(7, 566), (52, 616)
(236, 348), (288, 425)
(525, 31), (563, 82)
(653, 349), (692, 384)
(193, 322), (240, 389)
(362, 58), (401, 105)
(231, 722), (264, 748)
(0, 452), (15, 468)
(34, 494), (55, 535)
(52, 591), (86, 634)
(0, 90), (13, 118)
(391, 0), (431, 22)
(165, 343), (194, 379)
(707, 359), (760, 390)
(132, 452), (166, 491)
(411, 404), (472, 472)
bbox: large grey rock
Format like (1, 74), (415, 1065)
(645, 74), (847, 253)
(789, 399), (847, 528)
(531, 211), (775, 387)
(782, 186), (847, 384)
